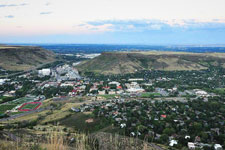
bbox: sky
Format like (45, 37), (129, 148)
(1, 0), (225, 44)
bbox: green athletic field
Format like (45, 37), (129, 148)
(21, 103), (39, 110)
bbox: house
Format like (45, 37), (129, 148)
(188, 142), (196, 149)
(130, 132), (135, 136)
(120, 123), (126, 128)
(96, 96), (106, 101)
(194, 89), (208, 97)
(161, 115), (167, 118)
(214, 144), (222, 150)
(60, 83), (74, 87)
(85, 118), (94, 123)
(116, 90), (123, 94)
(72, 89), (77, 95)
(71, 107), (80, 112)
(0, 91), (4, 96)
(194, 136), (201, 142)
(108, 90), (116, 95)
(117, 85), (122, 89)
(0, 79), (6, 85)
(169, 140), (178, 147)
(9, 90), (16, 96)
(98, 90), (106, 95)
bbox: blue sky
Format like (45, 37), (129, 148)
(1, 0), (225, 44)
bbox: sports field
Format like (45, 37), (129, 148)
(21, 103), (40, 110)
(18, 102), (42, 111)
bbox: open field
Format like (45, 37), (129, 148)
(59, 112), (109, 133)
(0, 104), (17, 112)
(140, 92), (160, 98)
(39, 102), (80, 124)
(99, 94), (119, 99)
(8, 97), (34, 105)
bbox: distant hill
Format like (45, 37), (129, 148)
(0, 45), (56, 71)
(77, 51), (225, 75)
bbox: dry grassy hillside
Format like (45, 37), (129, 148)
(77, 51), (225, 75)
(0, 46), (56, 71)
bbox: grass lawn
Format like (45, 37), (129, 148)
(59, 113), (110, 133)
(213, 88), (225, 95)
(0, 96), (6, 103)
(10, 111), (24, 115)
(8, 97), (34, 104)
(0, 104), (17, 112)
(141, 92), (161, 98)
(21, 103), (40, 110)
(99, 94), (119, 99)
(0, 111), (5, 115)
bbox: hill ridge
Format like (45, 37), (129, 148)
(77, 51), (225, 75)
(0, 46), (56, 71)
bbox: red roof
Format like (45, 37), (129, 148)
(161, 115), (167, 118)
(72, 89), (77, 92)
(117, 86), (122, 89)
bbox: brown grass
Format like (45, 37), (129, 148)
(0, 131), (161, 150)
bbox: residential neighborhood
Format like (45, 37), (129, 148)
(0, 64), (225, 149)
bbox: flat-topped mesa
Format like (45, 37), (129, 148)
(77, 51), (225, 75)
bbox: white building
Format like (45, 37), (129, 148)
(188, 142), (196, 150)
(38, 69), (51, 76)
(108, 81), (120, 86)
(127, 87), (145, 93)
(60, 83), (74, 87)
(128, 78), (144, 81)
(120, 123), (126, 128)
(0, 79), (10, 85)
(214, 144), (223, 150)
(98, 90), (106, 95)
(194, 89), (208, 96)
(169, 140), (178, 147)
(0, 79), (5, 85)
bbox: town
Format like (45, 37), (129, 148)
(0, 60), (225, 149)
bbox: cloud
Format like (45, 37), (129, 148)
(148, 24), (162, 30)
(0, 3), (28, 8)
(40, 12), (52, 15)
(5, 15), (14, 18)
(45, 2), (51, 6)
(86, 20), (168, 32)
(72, 23), (114, 33)
(85, 19), (225, 33)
